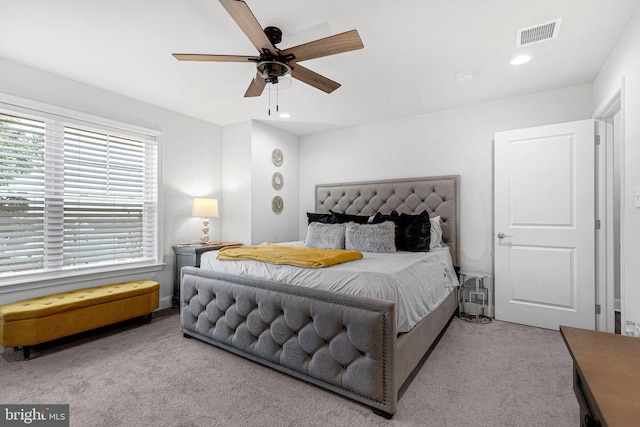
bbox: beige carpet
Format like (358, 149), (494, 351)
(0, 310), (578, 426)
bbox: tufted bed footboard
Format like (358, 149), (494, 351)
(181, 266), (458, 417)
(181, 266), (398, 415)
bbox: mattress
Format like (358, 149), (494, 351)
(199, 242), (459, 333)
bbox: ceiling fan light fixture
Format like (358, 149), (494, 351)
(276, 74), (292, 89)
(257, 60), (291, 81)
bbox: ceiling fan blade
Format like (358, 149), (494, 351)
(172, 54), (258, 62)
(244, 75), (267, 97)
(219, 0), (277, 55)
(281, 29), (364, 62)
(290, 62), (341, 94)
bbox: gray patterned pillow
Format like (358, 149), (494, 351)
(345, 221), (396, 253)
(305, 223), (346, 249)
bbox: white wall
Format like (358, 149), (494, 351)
(250, 121), (300, 244)
(222, 120), (300, 245)
(299, 84), (593, 273)
(0, 58), (223, 308)
(593, 6), (640, 327)
(222, 121), (253, 244)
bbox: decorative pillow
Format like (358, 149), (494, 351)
(371, 211), (400, 224)
(307, 212), (336, 224)
(371, 211), (400, 239)
(305, 222), (345, 249)
(330, 210), (371, 224)
(372, 210), (430, 251)
(430, 216), (443, 249)
(396, 211), (431, 252)
(345, 221), (396, 253)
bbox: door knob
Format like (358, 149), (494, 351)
(497, 232), (513, 239)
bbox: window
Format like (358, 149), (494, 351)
(0, 106), (160, 283)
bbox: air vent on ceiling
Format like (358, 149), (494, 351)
(516, 18), (562, 47)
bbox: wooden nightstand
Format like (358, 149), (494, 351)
(172, 241), (241, 307)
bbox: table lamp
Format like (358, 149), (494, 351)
(192, 198), (218, 243)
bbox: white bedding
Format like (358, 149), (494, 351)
(199, 242), (459, 333)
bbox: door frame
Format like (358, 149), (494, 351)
(594, 78), (626, 333)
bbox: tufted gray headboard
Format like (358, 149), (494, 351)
(315, 176), (460, 267)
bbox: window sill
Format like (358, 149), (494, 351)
(0, 262), (166, 295)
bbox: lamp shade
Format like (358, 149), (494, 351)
(192, 198), (219, 218)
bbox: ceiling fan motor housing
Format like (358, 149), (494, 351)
(256, 26), (295, 83)
(264, 26), (282, 45)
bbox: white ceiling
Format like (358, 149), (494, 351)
(1, 0), (638, 135)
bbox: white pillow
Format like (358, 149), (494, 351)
(430, 216), (443, 249)
(345, 221), (396, 253)
(305, 222), (345, 249)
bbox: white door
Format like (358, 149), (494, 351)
(494, 120), (595, 330)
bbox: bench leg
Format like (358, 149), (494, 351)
(144, 313), (153, 324)
(22, 346), (31, 360)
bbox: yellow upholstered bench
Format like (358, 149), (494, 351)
(0, 280), (159, 359)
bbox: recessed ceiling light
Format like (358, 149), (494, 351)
(279, 112), (291, 119)
(510, 55), (533, 65)
(455, 71), (474, 83)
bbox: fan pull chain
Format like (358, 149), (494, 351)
(266, 82), (283, 116)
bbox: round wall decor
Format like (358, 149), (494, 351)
(272, 172), (283, 190)
(272, 196), (284, 213)
(272, 149), (283, 167)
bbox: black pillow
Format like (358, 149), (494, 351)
(306, 212), (336, 224)
(371, 211), (400, 225)
(396, 211), (431, 252)
(372, 211), (401, 243)
(330, 210), (370, 224)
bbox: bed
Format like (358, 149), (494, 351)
(180, 175), (460, 417)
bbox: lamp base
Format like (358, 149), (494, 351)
(200, 217), (210, 243)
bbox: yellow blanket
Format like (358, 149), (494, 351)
(217, 243), (363, 268)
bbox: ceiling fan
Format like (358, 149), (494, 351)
(172, 0), (364, 98)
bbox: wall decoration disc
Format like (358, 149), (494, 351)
(272, 149), (283, 167)
(272, 172), (284, 190)
(272, 196), (284, 213)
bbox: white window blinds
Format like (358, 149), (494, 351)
(0, 110), (159, 278)
(0, 113), (47, 273)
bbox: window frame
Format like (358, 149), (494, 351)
(0, 93), (164, 290)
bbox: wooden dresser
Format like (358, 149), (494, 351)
(560, 326), (640, 426)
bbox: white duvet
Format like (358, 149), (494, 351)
(199, 242), (459, 333)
